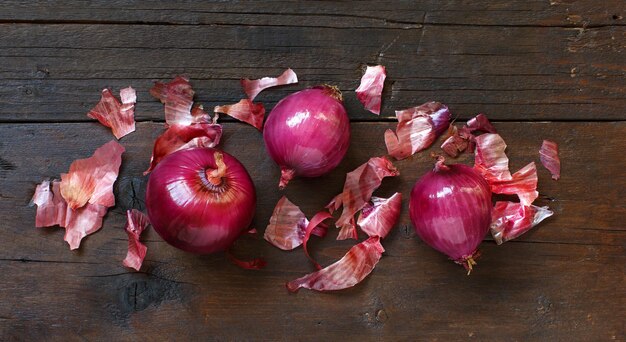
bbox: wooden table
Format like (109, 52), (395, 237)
(1, 1), (624, 340)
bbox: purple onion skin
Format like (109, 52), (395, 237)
(409, 163), (491, 263)
(263, 86), (350, 185)
(146, 148), (256, 254)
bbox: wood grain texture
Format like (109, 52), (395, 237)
(0, 122), (624, 340)
(0, 0), (624, 27)
(0, 6), (624, 122)
(0, 1), (625, 340)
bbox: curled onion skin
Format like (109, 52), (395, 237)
(263, 85), (350, 189)
(146, 148), (256, 254)
(409, 160), (492, 271)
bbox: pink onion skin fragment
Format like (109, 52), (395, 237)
(385, 116), (436, 160)
(241, 68), (298, 101)
(441, 126), (473, 158)
(394, 102), (451, 136)
(331, 157), (399, 240)
(264, 196), (326, 251)
(539, 140), (561, 180)
(302, 211), (333, 270)
(287, 236), (384, 293)
(60, 140), (125, 210)
(150, 76), (209, 126)
(214, 99), (265, 131)
(355, 65), (386, 115)
(474, 133), (512, 182)
(474, 134), (538, 206)
(32, 180), (65, 228)
(325, 193), (343, 214)
(357, 192), (402, 239)
(466, 113), (497, 133)
(63, 203), (108, 250)
(489, 162), (539, 206)
(144, 123), (222, 175)
(123, 209), (150, 271)
(385, 101), (450, 160)
(490, 201), (553, 244)
(32, 180), (107, 250)
(87, 87), (137, 139)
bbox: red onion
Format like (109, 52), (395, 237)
(146, 148), (256, 254)
(409, 158), (492, 272)
(263, 85), (350, 189)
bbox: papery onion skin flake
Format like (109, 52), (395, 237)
(32, 180), (108, 250)
(264, 196), (326, 251)
(331, 157), (399, 240)
(539, 140), (561, 180)
(357, 192), (402, 239)
(59, 140), (124, 210)
(144, 122), (222, 175)
(263, 85), (350, 189)
(150, 76), (199, 126)
(145, 148), (256, 254)
(355, 65), (386, 115)
(123, 209), (150, 271)
(287, 236), (384, 293)
(490, 201), (553, 244)
(87, 87), (137, 139)
(214, 99), (265, 131)
(410, 158), (492, 272)
(385, 102), (450, 160)
(241, 68), (298, 101)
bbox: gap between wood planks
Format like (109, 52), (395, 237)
(0, 18), (624, 29)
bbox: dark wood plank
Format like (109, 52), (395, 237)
(0, 122), (624, 340)
(0, 23), (624, 122)
(1, 0), (624, 27)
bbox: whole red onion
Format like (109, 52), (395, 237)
(146, 148), (256, 254)
(409, 158), (492, 272)
(263, 85), (350, 189)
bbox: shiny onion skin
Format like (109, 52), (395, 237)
(409, 159), (492, 272)
(263, 85), (350, 189)
(146, 148), (256, 254)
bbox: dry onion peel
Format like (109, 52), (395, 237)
(355, 65), (386, 115)
(302, 211), (333, 270)
(264, 196), (327, 251)
(287, 236), (384, 292)
(329, 157), (399, 240)
(59, 140), (124, 210)
(539, 140), (561, 180)
(144, 122), (222, 175)
(357, 192), (402, 239)
(441, 113), (496, 158)
(32, 180), (108, 250)
(385, 102), (450, 160)
(87, 87), (137, 139)
(241, 68), (298, 101)
(122, 209), (150, 271)
(214, 99), (265, 131)
(474, 134), (538, 206)
(490, 201), (553, 244)
(150, 76), (207, 126)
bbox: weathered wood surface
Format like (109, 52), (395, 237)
(0, 2), (625, 122)
(1, 122), (624, 340)
(0, 1), (625, 341)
